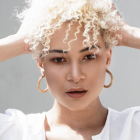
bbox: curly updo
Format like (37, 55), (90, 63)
(15, 0), (123, 60)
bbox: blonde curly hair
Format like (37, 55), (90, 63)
(15, 0), (123, 61)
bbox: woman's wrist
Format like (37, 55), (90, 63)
(0, 34), (30, 62)
(121, 25), (140, 49)
(14, 34), (32, 54)
(11, 34), (26, 55)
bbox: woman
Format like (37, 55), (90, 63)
(0, 0), (140, 139)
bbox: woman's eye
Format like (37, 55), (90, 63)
(51, 57), (65, 63)
(51, 54), (97, 63)
(84, 54), (97, 60)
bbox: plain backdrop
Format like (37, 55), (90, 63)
(0, 0), (140, 114)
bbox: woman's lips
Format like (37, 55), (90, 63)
(66, 87), (87, 93)
(66, 91), (87, 98)
(66, 87), (88, 98)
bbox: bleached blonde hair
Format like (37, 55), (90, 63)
(15, 0), (123, 61)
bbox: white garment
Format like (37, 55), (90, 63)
(0, 106), (140, 140)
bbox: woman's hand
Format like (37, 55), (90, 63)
(0, 13), (33, 63)
(0, 34), (31, 62)
(111, 2), (140, 49)
(113, 24), (130, 47)
(14, 33), (32, 54)
(109, 2), (128, 46)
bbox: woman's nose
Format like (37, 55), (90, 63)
(66, 62), (85, 83)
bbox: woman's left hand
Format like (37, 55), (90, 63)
(110, 2), (128, 47)
(111, 2), (140, 49)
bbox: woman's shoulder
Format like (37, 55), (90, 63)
(109, 106), (140, 118)
(108, 106), (140, 137)
(0, 108), (46, 139)
(126, 106), (140, 126)
(109, 106), (140, 121)
(0, 108), (43, 122)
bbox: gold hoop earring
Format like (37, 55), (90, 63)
(37, 74), (49, 93)
(104, 69), (113, 88)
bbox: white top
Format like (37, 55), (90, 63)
(0, 106), (140, 140)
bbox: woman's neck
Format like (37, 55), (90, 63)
(47, 97), (108, 131)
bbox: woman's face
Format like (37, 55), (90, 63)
(37, 22), (112, 111)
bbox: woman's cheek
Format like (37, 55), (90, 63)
(44, 64), (66, 91)
(87, 56), (106, 86)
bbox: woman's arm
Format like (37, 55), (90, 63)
(120, 25), (140, 50)
(110, 2), (140, 49)
(0, 34), (31, 63)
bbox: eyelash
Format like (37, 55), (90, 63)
(50, 53), (97, 63)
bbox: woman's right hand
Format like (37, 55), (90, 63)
(0, 33), (31, 62)
(12, 33), (32, 54)
(0, 4), (34, 63)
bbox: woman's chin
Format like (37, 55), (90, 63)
(65, 104), (89, 111)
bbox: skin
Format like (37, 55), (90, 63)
(0, 1), (140, 140)
(36, 22), (112, 139)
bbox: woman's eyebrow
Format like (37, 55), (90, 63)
(48, 45), (101, 54)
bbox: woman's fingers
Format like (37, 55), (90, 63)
(109, 2), (128, 46)
(112, 3), (126, 24)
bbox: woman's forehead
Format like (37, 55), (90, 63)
(48, 45), (101, 55)
(50, 22), (104, 51)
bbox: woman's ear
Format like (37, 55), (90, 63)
(36, 58), (45, 75)
(105, 48), (112, 70)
